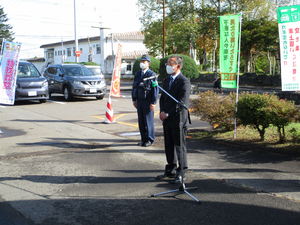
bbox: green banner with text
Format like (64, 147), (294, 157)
(219, 14), (240, 88)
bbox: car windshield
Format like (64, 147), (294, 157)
(87, 67), (102, 75)
(17, 63), (40, 77)
(63, 65), (94, 76)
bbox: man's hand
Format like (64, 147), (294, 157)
(159, 112), (168, 121)
(133, 101), (137, 109)
(150, 104), (155, 111)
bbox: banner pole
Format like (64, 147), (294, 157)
(0, 38), (5, 56)
(234, 14), (242, 139)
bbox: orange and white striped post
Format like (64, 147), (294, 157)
(104, 96), (115, 123)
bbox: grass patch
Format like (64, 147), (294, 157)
(189, 123), (300, 152)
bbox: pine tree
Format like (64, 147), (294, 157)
(0, 6), (14, 48)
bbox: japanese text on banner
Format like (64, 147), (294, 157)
(0, 40), (21, 105)
(110, 43), (122, 97)
(219, 14), (241, 89)
(278, 5), (300, 91)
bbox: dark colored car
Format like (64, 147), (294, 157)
(15, 61), (49, 103)
(43, 64), (106, 101)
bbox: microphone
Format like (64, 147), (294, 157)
(143, 74), (159, 81)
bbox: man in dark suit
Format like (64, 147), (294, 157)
(132, 55), (159, 147)
(158, 56), (191, 183)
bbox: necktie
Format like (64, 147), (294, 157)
(169, 76), (174, 90)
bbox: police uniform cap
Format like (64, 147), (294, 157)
(140, 55), (151, 62)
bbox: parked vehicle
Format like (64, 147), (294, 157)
(15, 61), (49, 103)
(43, 64), (106, 101)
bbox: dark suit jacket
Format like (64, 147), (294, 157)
(132, 69), (158, 105)
(159, 73), (191, 123)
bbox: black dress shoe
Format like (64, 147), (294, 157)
(155, 173), (176, 180)
(142, 141), (152, 147)
(170, 174), (186, 184)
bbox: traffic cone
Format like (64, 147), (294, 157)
(104, 96), (115, 124)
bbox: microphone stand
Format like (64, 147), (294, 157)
(150, 81), (200, 203)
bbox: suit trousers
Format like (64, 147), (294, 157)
(163, 116), (188, 172)
(137, 101), (155, 143)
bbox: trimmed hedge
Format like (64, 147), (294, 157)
(237, 93), (300, 142)
(159, 54), (199, 80)
(191, 91), (236, 131)
(132, 56), (160, 75)
(192, 91), (300, 142)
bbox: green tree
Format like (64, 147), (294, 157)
(0, 6), (14, 48)
(132, 56), (160, 75)
(138, 0), (277, 73)
(159, 54), (199, 80)
(241, 17), (279, 73)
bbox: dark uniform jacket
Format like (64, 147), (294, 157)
(159, 73), (191, 123)
(132, 69), (158, 105)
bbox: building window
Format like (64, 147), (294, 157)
(96, 44), (101, 54)
(48, 52), (54, 59)
(126, 64), (132, 71)
(80, 48), (83, 53)
(63, 50), (65, 55)
(55, 51), (57, 56)
(73, 47), (76, 56)
(67, 48), (71, 56)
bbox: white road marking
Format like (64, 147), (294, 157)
(47, 100), (66, 105)
(119, 132), (140, 136)
(0, 105), (7, 108)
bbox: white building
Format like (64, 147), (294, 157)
(40, 31), (148, 75)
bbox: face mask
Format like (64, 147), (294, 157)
(166, 65), (175, 74)
(140, 62), (148, 70)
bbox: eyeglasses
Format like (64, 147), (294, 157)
(165, 63), (177, 66)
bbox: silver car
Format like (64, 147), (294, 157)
(44, 64), (106, 101)
(15, 61), (49, 103)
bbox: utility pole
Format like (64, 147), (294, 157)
(73, 0), (79, 63)
(157, 0), (166, 57)
(162, 0), (166, 57)
(61, 37), (64, 63)
(92, 26), (110, 71)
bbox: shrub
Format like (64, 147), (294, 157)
(80, 62), (99, 66)
(191, 91), (236, 131)
(289, 128), (300, 143)
(266, 96), (299, 143)
(159, 54), (199, 80)
(132, 56), (160, 75)
(237, 93), (273, 141)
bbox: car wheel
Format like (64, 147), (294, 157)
(96, 95), (104, 100)
(39, 99), (47, 103)
(63, 87), (73, 101)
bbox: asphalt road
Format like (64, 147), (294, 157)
(0, 90), (299, 225)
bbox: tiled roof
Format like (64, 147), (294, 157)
(40, 31), (144, 49)
(112, 31), (144, 41)
(122, 50), (148, 59)
(105, 50), (148, 60)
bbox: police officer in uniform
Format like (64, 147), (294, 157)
(132, 55), (159, 147)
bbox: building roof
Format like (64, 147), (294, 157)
(40, 31), (144, 49)
(122, 50), (148, 60)
(25, 57), (46, 62)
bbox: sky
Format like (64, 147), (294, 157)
(0, 0), (142, 58)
